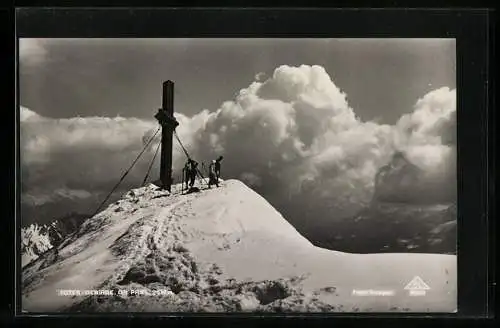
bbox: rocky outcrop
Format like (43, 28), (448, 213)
(21, 212), (89, 267)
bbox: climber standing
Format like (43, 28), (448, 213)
(182, 160), (191, 190)
(214, 156), (223, 183)
(188, 159), (199, 189)
(208, 159), (219, 188)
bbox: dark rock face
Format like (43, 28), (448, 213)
(304, 152), (456, 255)
(428, 219), (457, 253)
(373, 151), (455, 205)
(373, 151), (421, 203)
(44, 212), (90, 247)
(50, 213), (87, 243)
(251, 280), (292, 305)
(313, 202), (457, 254)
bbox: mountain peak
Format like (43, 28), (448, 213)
(22, 179), (456, 313)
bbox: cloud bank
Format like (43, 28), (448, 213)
(20, 107), (158, 207)
(19, 39), (48, 67)
(172, 65), (456, 217)
(20, 64), (456, 227)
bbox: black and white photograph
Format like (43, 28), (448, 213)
(19, 38), (457, 313)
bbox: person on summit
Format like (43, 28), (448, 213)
(184, 159), (198, 189)
(182, 160), (191, 190)
(208, 159), (219, 188)
(214, 156), (223, 182)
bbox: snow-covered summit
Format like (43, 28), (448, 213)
(22, 179), (456, 313)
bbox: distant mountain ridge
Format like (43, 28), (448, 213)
(308, 151), (456, 254)
(21, 212), (89, 267)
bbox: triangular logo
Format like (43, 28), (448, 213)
(404, 276), (431, 290)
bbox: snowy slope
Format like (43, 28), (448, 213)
(22, 179), (456, 313)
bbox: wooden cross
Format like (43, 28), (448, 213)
(154, 80), (179, 192)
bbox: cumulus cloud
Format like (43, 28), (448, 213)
(255, 72), (266, 81)
(387, 87), (457, 202)
(20, 106), (41, 122)
(19, 39), (48, 67)
(169, 66), (390, 210)
(20, 64), (456, 227)
(168, 65), (456, 220)
(395, 87), (456, 160)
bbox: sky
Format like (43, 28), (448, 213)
(19, 38), (457, 236)
(20, 38), (455, 123)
